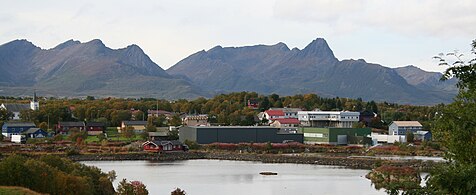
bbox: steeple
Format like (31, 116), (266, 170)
(30, 90), (39, 110)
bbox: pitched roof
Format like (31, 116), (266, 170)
(415, 130), (430, 135)
(2, 104), (30, 112)
(265, 110), (284, 116)
(58, 121), (85, 127)
(86, 122), (105, 127)
(148, 110), (173, 115)
(3, 122), (36, 127)
(273, 118), (300, 124)
(183, 115), (208, 120)
(269, 107), (302, 112)
(23, 128), (45, 134)
(148, 131), (168, 137)
(148, 140), (183, 146)
(123, 121), (147, 125)
(392, 121), (422, 127)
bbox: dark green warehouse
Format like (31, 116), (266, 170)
(179, 126), (304, 144)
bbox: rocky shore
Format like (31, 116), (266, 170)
(67, 151), (440, 171)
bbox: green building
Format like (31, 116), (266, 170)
(302, 127), (372, 145)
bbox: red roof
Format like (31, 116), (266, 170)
(273, 118), (300, 124)
(265, 110), (284, 117)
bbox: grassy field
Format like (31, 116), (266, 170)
(0, 186), (44, 195)
(84, 127), (145, 143)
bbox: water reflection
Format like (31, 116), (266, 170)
(83, 159), (385, 195)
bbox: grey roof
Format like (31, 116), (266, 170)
(3, 122), (36, 127)
(151, 140), (182, 146)
(2, 104), (30, 112)
(148, 131), (168, 137)
(86, 122), (105, 127)
(23, 128), (44, 134)
(415, 131), (430, 135)
(186, 126), (280, 129)
(148, 110), (173, 115)
(59, 121), (85, 127)
(123, 121), (147, 125)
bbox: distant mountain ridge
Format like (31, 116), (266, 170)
(0, 38), (457, 105)
(167, 38), (457, 105)
(0, 39), (207, 99)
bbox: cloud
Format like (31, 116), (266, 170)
(273, 0), (476, 37)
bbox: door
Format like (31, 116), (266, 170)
(337, 135), (347, 145)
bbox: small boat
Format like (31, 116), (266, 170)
(260, 172), (278, 175)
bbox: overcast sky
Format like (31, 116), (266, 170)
(1, 0), (475, 72)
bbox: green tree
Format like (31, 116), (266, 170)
(168, 114), (182, 127)
(38, 122), (48, 131)
(0, 108), (12, 120)
(433, 39), (476, 164)
(386, 39), (476, 194)
(122, 126), (135, 139)
(405, 131), (414, 144)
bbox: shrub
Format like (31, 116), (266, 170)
(184, 140), (200, 150)
(171, 188), (186, 195)
(66, 147), (80, 156)
(117, 179), (148, 195)
(0, 155), (115, 195)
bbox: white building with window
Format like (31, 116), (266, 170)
(298, 111), (360, 128)
(388, 121), (422, 135)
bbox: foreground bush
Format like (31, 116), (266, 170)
(117, 179), (148, 195)
(0, 155), (115, 195)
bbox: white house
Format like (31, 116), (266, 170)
(388, 121), (422, 135)
(298, 110), (360, 128)
(258, 108), (302, 122)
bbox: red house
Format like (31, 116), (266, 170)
(247, 99), (259, 109)
(56, 121), (85, 134)
(142, 140), (188, 152)
(86, 122), (106, 135)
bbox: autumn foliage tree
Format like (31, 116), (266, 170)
(117, 179), (148, 195)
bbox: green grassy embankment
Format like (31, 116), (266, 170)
(0, 186), (44, 195)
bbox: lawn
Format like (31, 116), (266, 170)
(84, 127), (145, 143)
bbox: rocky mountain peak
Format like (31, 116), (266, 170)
(53, 39), (81, 50)
(1, 39), (38, 50)
(84, 39), (106, 48)
(272, 42), (290, 51)
(302, 38), (336, 60)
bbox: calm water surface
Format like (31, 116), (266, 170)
(83, 160), (385, 195)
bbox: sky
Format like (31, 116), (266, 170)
(1, 0), (475, 72)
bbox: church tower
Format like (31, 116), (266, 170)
(30, 91), (39, 110)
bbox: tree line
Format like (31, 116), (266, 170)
(0, 91), (441, 131)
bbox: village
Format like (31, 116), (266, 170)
(0, 93), (435, 156)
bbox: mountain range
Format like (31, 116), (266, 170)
(0, 39), (207, 98)
(168, 38), (457, 105)
(0, 38), (457, 105)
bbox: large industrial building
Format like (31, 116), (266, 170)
(179, 126), (304, 144)
(298, 111), (360, 128)
(303, 127), (371, 145)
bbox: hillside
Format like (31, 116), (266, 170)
(168, 38), (456, 105)
(0, 39), (207, 99)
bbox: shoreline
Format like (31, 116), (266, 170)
(66, 151), (440, 171)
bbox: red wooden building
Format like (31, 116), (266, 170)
(56, 121), (85, 134)
(142, 140), (188, 152)
(86, 122), (106, 135)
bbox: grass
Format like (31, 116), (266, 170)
(0, 186), (44, 195)
(84, 127), (145, 143)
